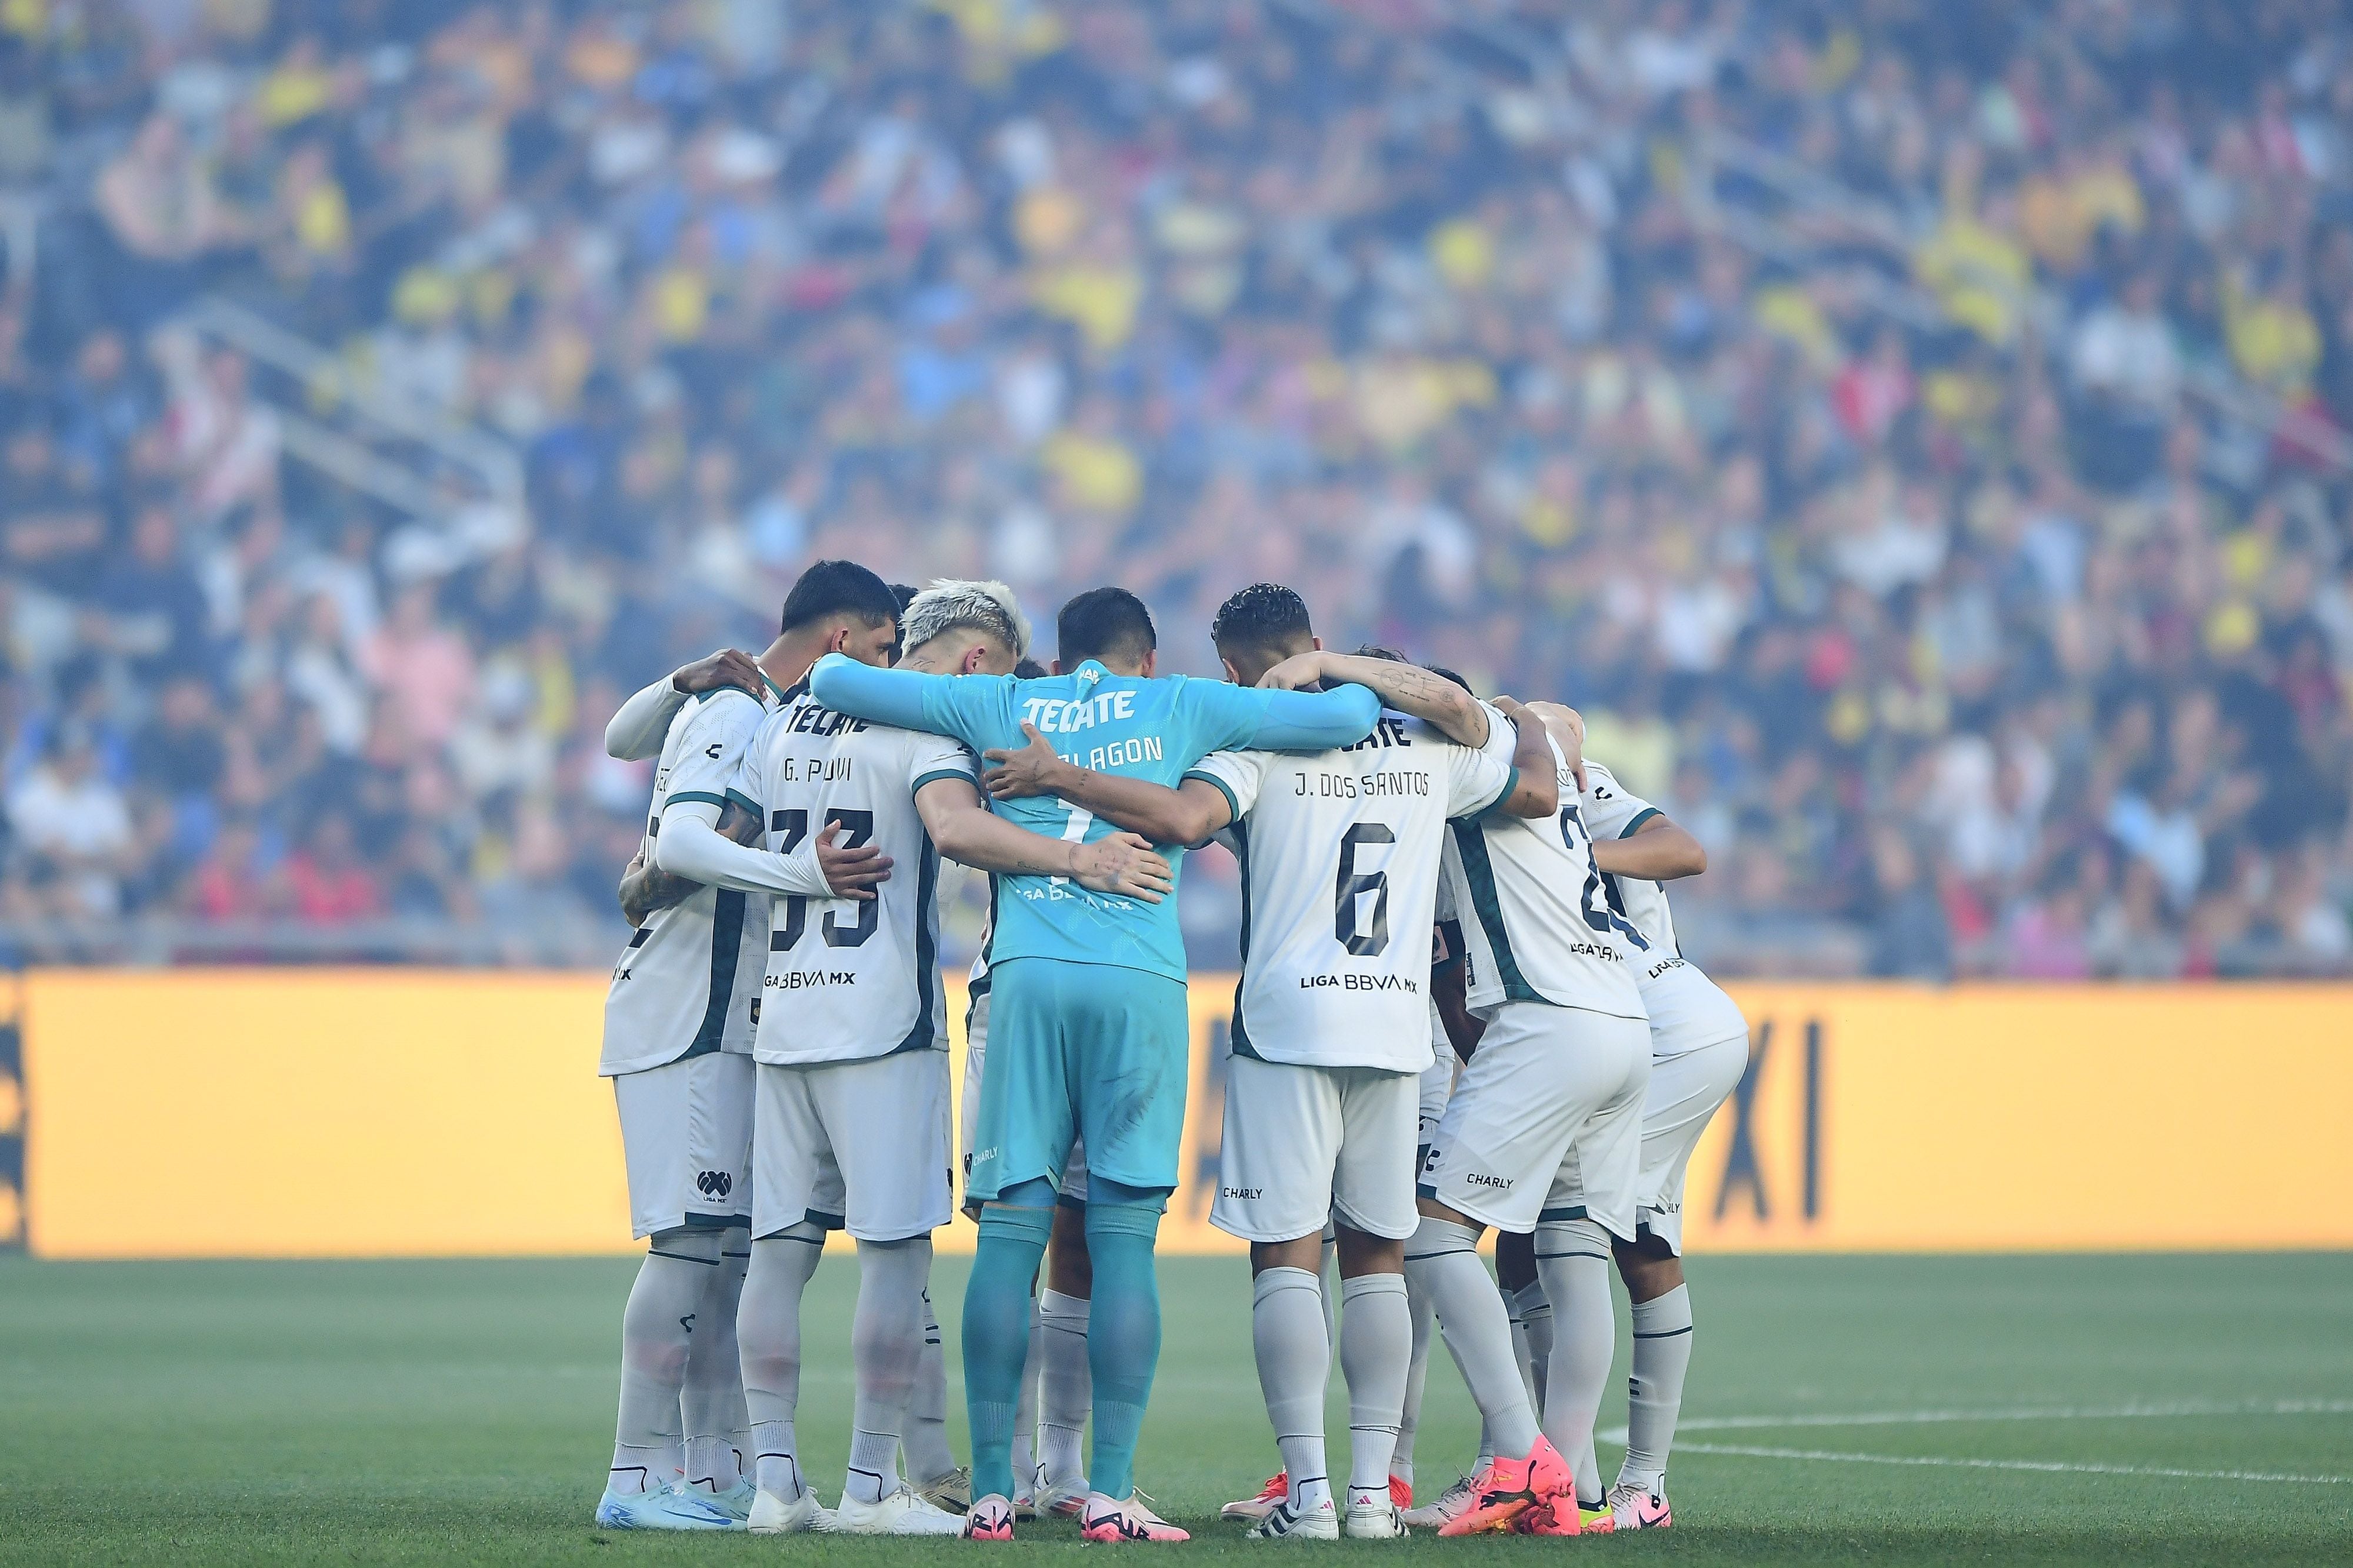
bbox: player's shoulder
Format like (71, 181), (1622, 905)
(1582, 759), (1625, 798)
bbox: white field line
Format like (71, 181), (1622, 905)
(1669, 1441), (2351, 1486)
(1589, 1399), (2353, 1486)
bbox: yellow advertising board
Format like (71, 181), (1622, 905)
(15, 970), (2352, 1259)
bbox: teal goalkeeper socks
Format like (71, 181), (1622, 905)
(964, 1190), (1055, 1503)
(1082, 1188), (1168, 1502)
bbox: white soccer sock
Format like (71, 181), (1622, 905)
(1319, 1227), (1341, 1351)
(1507, 1288), (1537, 1408)
(1392, 1269), (1435, 1486)
(1405, 1217), (1541, 1460)
(1339, 1273), (1410, 1505)
(722, 1231), (752, 1486)
(1253, 1267), (1332, 1514)
(904, 1287), (958, 1486)
(738, 1225), (825, 1499)
(611, 1229), (721, 1493)
(1012, 1299), (1042, 1490)
(1515, 1280), (1554, 1422)
(1036, 1286), (1091, 1487)
(681, 1235), (749, 1493)
(1534, 1219), (1615, 1504)
(1621, 1284), (1694, 1490)
(845, 1236), (931, 1505)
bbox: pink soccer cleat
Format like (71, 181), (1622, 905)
(964, 1493), (1015, 1540)
(1220, 1471), (1287, 1522)
(1080, 1492), (1190, 1542)
(1434, 1436), (1572, 1537)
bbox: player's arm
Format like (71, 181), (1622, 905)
(1215, 680), (1381, 751)
(914, 776), (1176, 902)
(603, 650), (765, 759)
(617, 802), (762, 923)
(1591, 811), (1707, 880)
(654, 798), (892, 899)
(980, 723), (1232, 846)
(1431, 949), (1486, 1062)
(807, 653), (981, 744)
(1485, 696), (1559, 818)
(1257, 650), (1491, 748)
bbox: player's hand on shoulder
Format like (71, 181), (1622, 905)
(1071, 831), (1175, 903)
(982, 722), (1067, 800)
(1510, 696), (1587, 792)
(1254, 650), (1329, 690)
(815, 819), (894, 899)
(672, 648), (764, 699)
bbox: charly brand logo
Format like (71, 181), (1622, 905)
(695, 1170), (733, 1199)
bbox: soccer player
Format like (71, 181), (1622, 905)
(1531, 703), (1748, 1532)
(979, 590), (1559, 1540)
(592, 562), (902, 1531)
(809, 585), (1379, 1542)
(722, 581), (1175, 1537)
(1402, 700), (1655, 1536)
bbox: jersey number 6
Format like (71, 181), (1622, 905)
(1334, 822), (1394, 958)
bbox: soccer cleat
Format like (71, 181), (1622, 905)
(691, 1478), (756, 1522)
(1222, 1472), (1288, 1522)
(746, 1486), (832, 1534)
(1081, 1492), (1191, 1542)
(1033, 1472), (1091, 1517)
(1608, 1478), (1671, 1530)
(829, 1483), (966, 1536)
(1345, 1497), (1410, 1539)
(1248, 1495), (1339, 1540)
(594, 1483), (738, 1530)
(1509, 1497), (1580, 1537)
(1434, 1436), (1571, 1537)
(1578, 1499), (1618, 1534)
(916, 1465), (972, 1513)
(966, 1492), (1016, 1540)
(1389, 1474), (1413, 1510)
(1398, 1472), (1475, 1530)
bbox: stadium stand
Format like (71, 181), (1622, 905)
(0, 0), (2349, 976)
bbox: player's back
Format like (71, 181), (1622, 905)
(735, 686), (976, 1063)
(601, 686), (771, 1075)
(1191, 706), (1519, 1072)
(1444, 733), (1649, 1023)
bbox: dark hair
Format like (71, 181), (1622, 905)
(1056, 586), (1156, 668)
(779, 559), (901, 635)
(1212, 583), (1315, 657)
(1014, 657), (1049, 679)
(889, 582), (919, 616)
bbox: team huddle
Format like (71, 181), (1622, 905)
(590, 561), (1751, 1541)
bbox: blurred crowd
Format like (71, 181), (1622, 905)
(3, 0), (2352, 975)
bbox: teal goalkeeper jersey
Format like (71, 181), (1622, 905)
(808, 653), (1379, 982)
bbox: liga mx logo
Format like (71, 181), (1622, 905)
(695, 1170), (732, 1200)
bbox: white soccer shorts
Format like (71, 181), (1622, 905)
(1418, 1049), (1457, 1149)
(959, 987), (1086, 1208)
(613, 1050), (754, 1239)
(755, 1050), (951, 1242)
(1211, 1055), (1421, 1243)
(1631, 963), (1751, 1253)
(1417, 1002), (1651, 1239)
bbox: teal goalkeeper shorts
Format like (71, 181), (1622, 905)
(965, 958), (1189, 1203)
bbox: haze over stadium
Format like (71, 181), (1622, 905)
(0, 1), (2348, 1564)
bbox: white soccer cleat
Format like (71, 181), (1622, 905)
(828, 1483), (967, 1536)
(688, 1478), (756, 1523)
(1032, 1469), (1091, 1517)
(1398, 1472), (1475, 1530)
(1248, 1496), (1339, 1540)
(1345, 1497), (1409, 1539)
(1608, 1477), (1672, 1530)
(594, 1483), (738, 1530)
(746, 1486), (832, 1534)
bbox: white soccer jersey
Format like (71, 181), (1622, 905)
(1577, 761), (1681, 957)
(601, 684), (779, 1077)
(1441, 733), (1649, 1023)
(734, 685), (978, 1065)
(1186, 704), (1516, 1073)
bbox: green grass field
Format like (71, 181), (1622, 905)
(1, 1253), (2347, 1565)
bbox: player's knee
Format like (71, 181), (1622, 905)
(978, 1186), (1056, 1251)
(1534, 1216), (1612, 1257)
(1082, 1179), (1168, 1245)
(1332, 1225), (1405, 1279)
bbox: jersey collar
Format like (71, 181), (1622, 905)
(761, 669), (799, 707)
